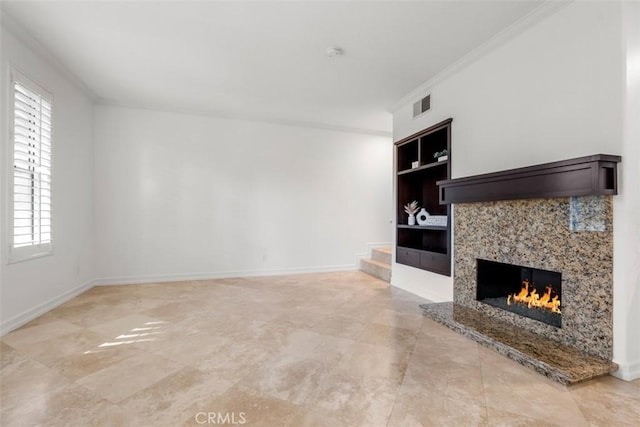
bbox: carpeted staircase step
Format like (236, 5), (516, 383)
(360, 256), (391, 283)
(371, 247), (392, 265)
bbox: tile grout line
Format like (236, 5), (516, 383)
(384, 314), (425, 427)
(477, 345), (492, 424)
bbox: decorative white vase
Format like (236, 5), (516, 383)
(416, 208), (430, 225)
(408, 214), (416, 226)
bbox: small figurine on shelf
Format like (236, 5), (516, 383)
(433, 149), (448, 162)
(404, 201), (420, 225)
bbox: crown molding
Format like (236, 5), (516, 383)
(0, 8), (98, 101)
(387, 0), (573, 113)
(96, 99), (393, 138)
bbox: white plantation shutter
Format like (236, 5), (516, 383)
(10, 72), (53, 259)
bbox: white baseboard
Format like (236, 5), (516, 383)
(0, 279), (94, 336)
(611, 360), (640, 381)
(0, 256), (371, 334)
(92, 263), (359, 286)
(1, 263), (365, 335)
(0, 247), (387, 335)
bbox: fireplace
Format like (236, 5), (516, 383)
(419, 155), (620, 383)
(451, 196), (613, 360)
(476, 259), (562, 328)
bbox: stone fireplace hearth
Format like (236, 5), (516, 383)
(420, 155), (621, 384)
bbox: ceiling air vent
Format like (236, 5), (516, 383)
(413, 94), (431, 117)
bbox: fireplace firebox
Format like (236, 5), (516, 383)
(476, 259), (562, 328)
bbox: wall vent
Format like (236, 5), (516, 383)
(413, 94), (430, 117)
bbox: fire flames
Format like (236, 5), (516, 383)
(506, 280), (561, 314)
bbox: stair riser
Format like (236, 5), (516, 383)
(360, 259), (391, 283)
(371, 249), (392, 265)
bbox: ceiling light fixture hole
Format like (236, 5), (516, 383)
(326, 47), (343, 58)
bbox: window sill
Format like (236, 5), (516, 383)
(8, 247), (53, 264)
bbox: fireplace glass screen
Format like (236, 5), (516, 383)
(476, 259), (562, 328)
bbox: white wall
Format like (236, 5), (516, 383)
(613, 0), (640, 381)
(392, 2), (639, 379)
(394, 1), (622, 176)
(0, 24), (95, 332)
(93, 105), (392, 282)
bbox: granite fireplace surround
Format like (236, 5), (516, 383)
(454, 196), (613, 360)
(420, 155), (621, 384)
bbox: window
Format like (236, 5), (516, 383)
(9, 71), (53, 262)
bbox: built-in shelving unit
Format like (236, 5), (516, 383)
(395, 118), (452, 276)
(397, 224), (447, 231)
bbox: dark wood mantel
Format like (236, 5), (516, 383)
(437, 154), (621, 204)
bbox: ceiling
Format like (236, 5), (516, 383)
(2, 0), (544, 134)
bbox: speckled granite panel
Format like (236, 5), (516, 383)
(569, 196), (607, 231)
(454, 197), (613, 360)
(420, 302), (617, 385)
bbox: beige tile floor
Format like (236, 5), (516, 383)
(1, 271), (638, 426)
